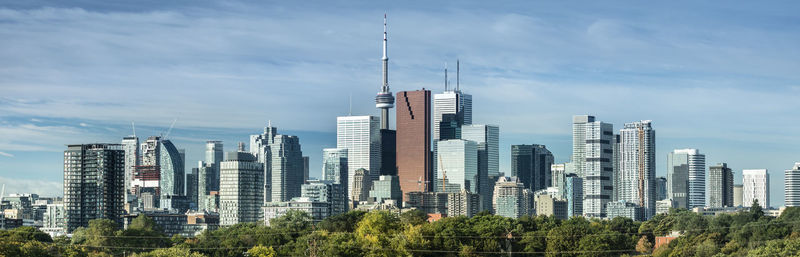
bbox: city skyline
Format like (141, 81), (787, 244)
(1, 1), (799, 207)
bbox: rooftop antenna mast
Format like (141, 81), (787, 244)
(456, 59), (460, 91)
(349, 93), (352, 116)
(0, 184), (5, 203)
(132, 121), (136, 137)
(444, 62), (448, 91)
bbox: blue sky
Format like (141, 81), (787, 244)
(0, 1), (798, 207)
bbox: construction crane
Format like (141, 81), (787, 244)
(162, 118), (178, 139)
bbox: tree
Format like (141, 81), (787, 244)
(356, 211), (403, 257)
(635, 236), (652, 254)
(71, 218), (119, 255)
(247, 245), (277, 257)
(116, 215), (171, 251)
(399, 209), (428, 226)
(317, 210), (367, 233)
(131, 247), (206, 257)
(750, 199), (764, 220)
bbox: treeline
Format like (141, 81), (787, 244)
(2, 204), (800, 257)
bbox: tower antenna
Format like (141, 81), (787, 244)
(132, 121), (136, 137)
(375, 13), (395, 129)
(456, 59), (460, 91)
(349, 93), (352, 116)
(444, 62), (448, 91)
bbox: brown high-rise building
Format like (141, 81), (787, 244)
(396, 89), (432, 200)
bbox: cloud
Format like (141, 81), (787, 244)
(0, 151), (13, 157)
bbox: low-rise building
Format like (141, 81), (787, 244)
(535, 194), (568, 220)
(123, 210), (219, 237)
(606, 201), (644, 221)
(262, 197), (330, 226)
(405, 192), (448, 215)
(655, 199), (675, 215)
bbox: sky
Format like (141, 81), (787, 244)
(0, 1), (798, 207)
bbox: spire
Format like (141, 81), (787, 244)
(444, 62), (448, 91)
(382, 13), (389, 92)
(456, 59), (460, 91)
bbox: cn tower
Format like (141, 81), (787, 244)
(375, 13), (394, 130)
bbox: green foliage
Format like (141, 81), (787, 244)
(8, 208), (800, 257)
(317, 210), (367, 233)
(131, 247), (206, 257)
(247, 245), (277, 257)
(399, 209), (428, 226)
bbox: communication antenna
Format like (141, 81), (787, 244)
(0, 184), (5, 203)
(444, 62), (448, 91)
(131, 121), (136, 137)
(456, 59), (460, 91)
(349, 93), (353, 116)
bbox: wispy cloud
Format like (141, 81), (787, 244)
(0, 151), (14, 157)
(0, 176), (62, 196)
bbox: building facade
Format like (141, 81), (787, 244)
(337, 116), (382, 202)
(369, 175), (402, 206)
(396, 89), (433, 197)
(436, 139), (479, 195)
(742, 169), (769, 208)
(511, 144), (554, 193)
(270, 135), (304, 202)
(708, 163), (734, 208)
(64, 144), (125, 232)
(667, 149), (705, 209)
(493, 177), (532, 218)
(619, 120), (656, 219)
(461, 124), (499, 211)
(564, 174), (583, 217)
(219, 152), (263, 226)
(786, 163), (800, 207)
(582, 120), (614, 218)
(733, 185), (743, 207)
(122, 136), (140, 202)
(606, 201), (644, 221)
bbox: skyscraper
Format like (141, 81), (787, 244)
(64, 144), (125, 232)
(667, 149), (705, 209)
(251, 124), (277, 203)
(433, 90), (472, 140)
(564, 174), (583, 217)
(436, 139), (479, 195)
(511, 144), (554, 193)
(396, 89), (432, 198)
(742, 169), (769, 208)
(786, 163), (800, 207)
(619, 120), (655, 219)
(655, 177), (667, 201)
(461, 124), (499, 211)
(375, 14), (394, 130)
(337, 115), (382, 202)
(158, 139), (185, 199)
(122, 136), (139, 201)
(572, 115), (595, 177)
(322, 148), (348, 185)
(186, 168), (198, 210)
(612, 134), (621, 201)
(708, 163), (734, 208)
(581, 119), (613, 218)
(270, 135), (304, 202)
(493, 177), (532, 218)
(219, 151), (263, 226)
(197, 141), (222, 211)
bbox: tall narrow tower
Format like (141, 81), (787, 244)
(375, 14), (395, 130)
